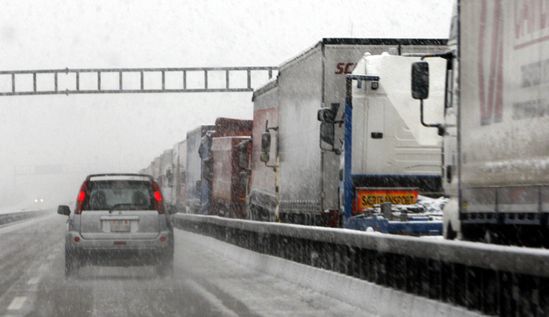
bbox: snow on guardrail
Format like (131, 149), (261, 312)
(0, 209), (51, 226)
(173, 213), (549, 316)
(180, 229), (480, 317)
(174, 213), (549, 277)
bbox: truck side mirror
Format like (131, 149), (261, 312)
(239, 170), (250, 189)
(318, 103), (341, 153)
(317, 108), (336, 123)
(317, 103), (339, 123)
(166, 169), (173, 186)
(238, 141), (250, 169)
(260, 132), (271, 163)
(411, 61), (430, 100)
(320, 121), (335, 147)
(57, 205), (71, 216)
(198, 133), (213, 160)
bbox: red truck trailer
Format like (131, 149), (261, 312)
(199, 117), (253, 215)
(211, 136), (252, 218)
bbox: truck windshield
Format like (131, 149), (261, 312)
(83, 180), (154, 211)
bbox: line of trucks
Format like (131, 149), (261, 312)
(141, 0), (549, 245)
(140, 38), (448, 236)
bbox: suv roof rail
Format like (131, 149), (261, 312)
(86, 173), (153, 180)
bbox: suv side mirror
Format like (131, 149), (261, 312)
(260, 132), (271, 163)
(411, 61), (429, 100)
(57, 205), (71, 216)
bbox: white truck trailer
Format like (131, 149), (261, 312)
(249, 80), (279, 221)
(158, 149), (173, 205)
(185, 125), (215, 214)
(255, 38), (447, 226)
(170, 140), (187, 212)
(412, 0), (549, 244)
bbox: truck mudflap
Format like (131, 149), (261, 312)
(346, 214), (442, 236)
(324, 210), (342, 227)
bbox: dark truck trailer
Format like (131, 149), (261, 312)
(199, 117), (253, 215)
(211, 136), (252, 218)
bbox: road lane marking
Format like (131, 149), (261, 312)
(0, 213), (56, 236)
(185, 280), (239, 317)
(7, 296), (26, 310)
(27, 277), (40, 285)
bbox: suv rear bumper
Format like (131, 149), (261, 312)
(65, 231), (173, 251)
(71, 249), (170, 266)
(65, 231), (173, 266)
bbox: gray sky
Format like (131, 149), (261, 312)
(0, 0), (452, 208)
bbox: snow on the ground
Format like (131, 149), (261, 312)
(355, 195), (448, 217)
(0, 202), (53, 215)
(179, 229), (482, 317)
(416, 195), (448, 214)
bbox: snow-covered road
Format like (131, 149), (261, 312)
(0, 215), (480, 316)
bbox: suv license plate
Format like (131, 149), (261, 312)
(111, 220), (131, 232)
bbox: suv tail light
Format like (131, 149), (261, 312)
(152, 181), (165, 214)
(74, 181), (89, 214)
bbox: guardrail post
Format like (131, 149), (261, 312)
(465, 266), (481, 310)
(310, 241), (320, 268)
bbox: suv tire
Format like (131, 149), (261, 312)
(156, 250), (174, 277)
(65, 247), (80, 277)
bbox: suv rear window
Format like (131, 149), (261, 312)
(83, 180), (154, 211)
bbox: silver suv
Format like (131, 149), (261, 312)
(58, 174), (174, 277)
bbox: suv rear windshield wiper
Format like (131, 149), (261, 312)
(108, 203), (138, 214)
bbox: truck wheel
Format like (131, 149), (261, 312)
(65, 248), (79, 278)
(247, 206), (254, 220)
(445, 223), (457, 240)
(461, 225), (484, 242)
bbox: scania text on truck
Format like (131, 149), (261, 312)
(257, 38), (447, 226)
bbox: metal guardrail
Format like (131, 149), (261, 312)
(0, 66), (278, 96)
(173, 213), (549, 316)
(0, 210), (49, 226)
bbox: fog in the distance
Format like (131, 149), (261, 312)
(0, 0), (452, 210)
